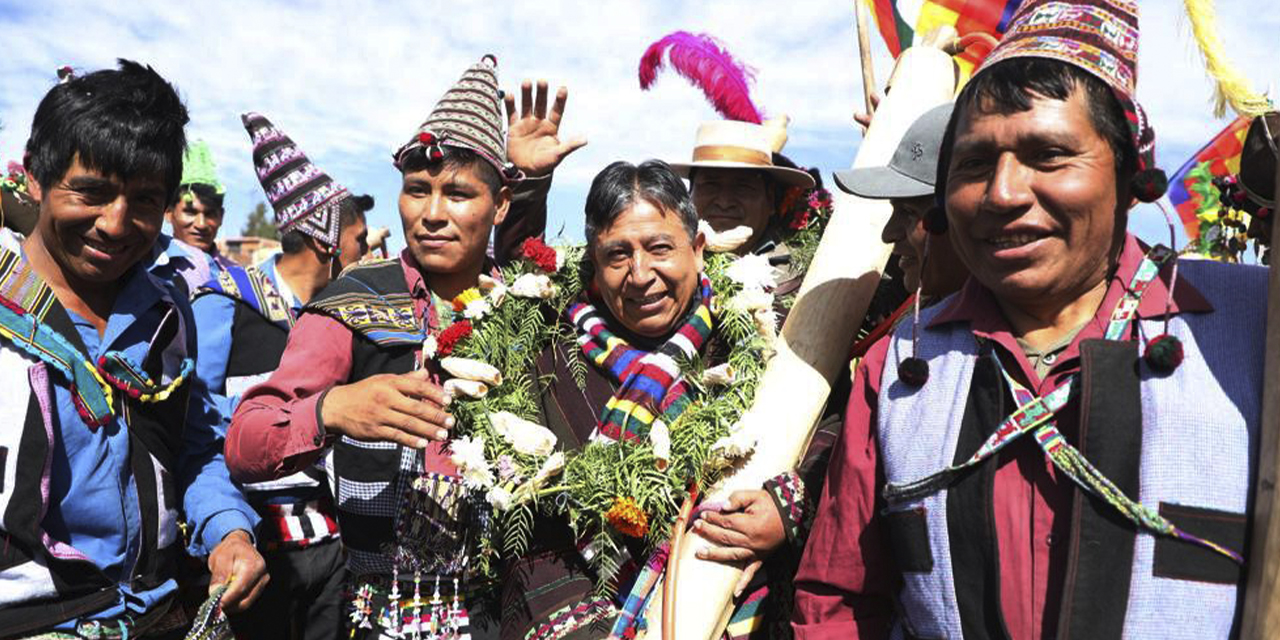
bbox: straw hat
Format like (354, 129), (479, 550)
(668, 118), (815, 188)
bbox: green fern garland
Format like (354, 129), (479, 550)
(443, 242), (773, 592)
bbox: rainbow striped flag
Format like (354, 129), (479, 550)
(1167, 115), (1251, 239)
(864, 0), (1024, 77)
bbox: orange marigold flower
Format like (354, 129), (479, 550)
(605, 496), (649, 538)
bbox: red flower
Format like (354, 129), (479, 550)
(436, 320), (473, 357)
(520, 237), (559, 273)
(789, 211), (811, 230)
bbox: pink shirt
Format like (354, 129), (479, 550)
(225, 250), (448, 483)
(791, 235), (1210, 640)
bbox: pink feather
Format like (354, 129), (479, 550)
(638, 31), (763, 124)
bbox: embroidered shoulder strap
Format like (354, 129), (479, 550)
(306, 259), (422, 346)
(197, 264), (295, 328)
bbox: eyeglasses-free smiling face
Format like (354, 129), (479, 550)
(166, 194), (223, 252)
(28, 156), (168, 286)
(398, 162), (509, 276)
(591, 199), (706, 339)
(944, 88), (1127, 310)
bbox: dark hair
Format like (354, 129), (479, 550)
(399, 146), (502, 197)
(584, 160), (699, 247)
(938, 58), (1136, 196)
(352, 193), (375, 213)
(26, 59), (189, 205)
(178, 182), (224, 212)
(281, 196), (365, 255)
(280, 230), (307, 254)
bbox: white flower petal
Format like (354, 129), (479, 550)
(489, 411), (557, 457)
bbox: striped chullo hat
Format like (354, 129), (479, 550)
(393, 54), (521, 183)
(974, 0), (1157, 176)
(242, 112), (349, 248)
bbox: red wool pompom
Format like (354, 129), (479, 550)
(521, 237), (559, 273)
(437, 320), (473, 357)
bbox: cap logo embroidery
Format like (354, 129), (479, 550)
(910, 142), (925, 161)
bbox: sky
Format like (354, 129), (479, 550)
(1, 0), (1277, 253)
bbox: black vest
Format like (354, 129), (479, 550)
(0, 281), (192, 637)
(305, 259), (420, 572)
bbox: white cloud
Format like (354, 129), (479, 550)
(0, 1), (1275, 249)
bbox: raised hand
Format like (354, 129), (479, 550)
(505, 79), (588, 177)
(319, 369), (455, 448)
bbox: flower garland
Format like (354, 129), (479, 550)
(2, 161), (27, 195)
(776, 185), (834, 297)
(425, 236), (777, 590)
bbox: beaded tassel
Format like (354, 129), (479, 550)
(412, 570), (423, 640)
(389, 560), (402, 636)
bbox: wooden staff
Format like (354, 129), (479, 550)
(642, 31), (961, 640)
(1240, 128), (1280, 639)
(855, 0), (877, 114)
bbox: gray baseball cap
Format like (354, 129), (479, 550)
(834, 102), (954, 199)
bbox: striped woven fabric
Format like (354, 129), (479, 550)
(567, 276), (714, 442)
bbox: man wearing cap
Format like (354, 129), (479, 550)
(833, 103), (969, 302)
(225, 55), (534, 639)
(794, 2), (1265, 639)
(191, 114), (369, 640)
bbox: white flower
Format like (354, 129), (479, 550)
(444, 378), (489, 399)
(421, 335), (439, 362)
(530, 451), (566, 487)
(486, 485), (514, 511)
(509, 273), (557, 299)
(554, 246), (567, 271)
(463, 298), (492, 320)
(478, 274), (507, 307)
(489, 411), (557, 457)
(727, 288), (774, 314)
(724, 253), (777, 291)
(701, 363), (736, 386)
(708, 413), (761, 467)
(441, 357), (503, 386)
(699, 220), (755, 253)
(450, 435), (495, 490)
(649, 420), (671, 470)
(752, 307), (779, 341)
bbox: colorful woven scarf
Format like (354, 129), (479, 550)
(568, 276), (714, 442)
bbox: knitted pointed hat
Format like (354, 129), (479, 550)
(974, 0), (1157, 176)
(393, 54), (521, 182)
(242, 112), (349, 247)
(180, 140), (225, 194)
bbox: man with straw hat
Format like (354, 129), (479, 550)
(225, 55), (531, 639)
(795, 1), (1265, 638)
(190, 113), (371, 639)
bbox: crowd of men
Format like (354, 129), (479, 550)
(0, 0), (1276, 639)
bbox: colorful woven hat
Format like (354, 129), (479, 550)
(242, 112), (349, 248)
(181, 140), (225, 194)
(974, 0), (1157, 178)
(393, 54), (520, 182)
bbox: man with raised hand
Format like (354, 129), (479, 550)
(226, 55), (532, 639)
(0, 59), (265, 639)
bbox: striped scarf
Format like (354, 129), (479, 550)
(568, 275), (714, 443)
